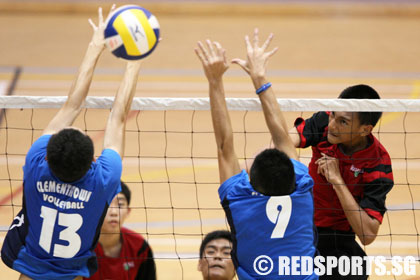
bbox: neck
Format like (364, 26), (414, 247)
(99, 232), (122, 258)
(340, 135), (370, 155)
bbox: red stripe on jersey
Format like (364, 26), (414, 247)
(364, 208), (383, 223)
(295, 117), (307, 148)
(363, 170), (393, 183)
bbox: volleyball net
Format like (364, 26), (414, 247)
(0, 96), (419, 279)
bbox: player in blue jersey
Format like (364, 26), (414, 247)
(195, 30), (318, 279)
(1, 6), (145, 280)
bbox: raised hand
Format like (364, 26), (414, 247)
(88, 4), (116, 49)
(195, 39), (229, 82)
(315, 153), (344, 186)
(232, 28), (278, 83)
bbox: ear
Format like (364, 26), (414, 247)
(127, 207), (131, 216)
(197, 258), (203, 272)
(360, 124), (373, 136)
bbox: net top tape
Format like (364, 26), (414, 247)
(1, 96), (420, 112)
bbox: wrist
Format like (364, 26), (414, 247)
(88, 42), (105, 53)
(256, 82), (272, 95)
(251, 75), (268, 89)
(331, 178), (346, 189)
(208, 76), (224, 86)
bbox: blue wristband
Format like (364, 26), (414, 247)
(256, 82), (272, 95)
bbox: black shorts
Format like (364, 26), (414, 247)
(1, 209), (27, 269)
(317, 227), (368, 280)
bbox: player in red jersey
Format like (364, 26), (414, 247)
(290, 84), (394, 279)
(84, 182), (156, 280)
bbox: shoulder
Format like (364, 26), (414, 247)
(121, 227), (148, 246)
(291, 159), (314, 193)
(25, 135), (52, 168)
(365, 135), (392, 165)
(218, 170), (251, 200)
(91, 149), (123, 183)
(373, 136), (391, 159)
(98, 149), (122, 161)
(312, 111), (330, 123)
(27, 134), (52, 155)
(37, 134), (52, 143)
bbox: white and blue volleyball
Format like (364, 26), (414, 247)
(104, 5), (160, 60)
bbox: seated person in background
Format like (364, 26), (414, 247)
(84, 181), (156, 280)
(198, 230), (236, 280)
(195, 29), (317, 279)
(290, 85), (394, 280)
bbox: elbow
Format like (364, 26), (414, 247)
(216, 138), (234, 157)
(358, 232), (377, 246)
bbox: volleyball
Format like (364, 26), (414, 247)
(104, 5), (160, 60)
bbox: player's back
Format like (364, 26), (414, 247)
(3, 135), (122, 280)
(219, 159), (318, 279)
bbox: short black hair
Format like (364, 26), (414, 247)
(47, 128), (94, 183)
(249, 149), (295, 196)
(338, 84), (382, 127)
(199, 230), (232, 259)
(120, 181), (131, 206)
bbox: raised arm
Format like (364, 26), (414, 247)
(43, 6), (115, 135)
(232, 29), (298, 161)
(103, 61), (141, 158)
(289, 127), (301, 148)
(195, 40), (240, 184)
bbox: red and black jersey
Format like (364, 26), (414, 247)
(295, 111), (394, 232)
(84, 227), (156, 280)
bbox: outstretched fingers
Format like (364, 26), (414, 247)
(231, 58), (249, 74)
(253, 28), (259, 49)
(206, 39), (216, 58)
(213, 41), (227, 65)
(266, 46), (279, 58)
(195, 41), (209, 64)
(98, 7), (103, 25)
(88, 18), (97, 30)
(244, 35), (253, 55)
(88, 4), (111, 30)
(195, 49), (206, 65)
(261, 33), (274, 51)
(109, 3), (116, 14)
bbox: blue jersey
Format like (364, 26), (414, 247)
(219, 159), (317, 280)
(2, 134), (122, 280)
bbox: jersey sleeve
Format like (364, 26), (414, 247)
(218, 170), (249, 201)
(25, 135), (51, 166)
(135, 241), (156, 280)
(95, 149), (122, 202)
(294, 111), (329, 148)
(291, 159), (314, 193)
(359, 163), (394, 223)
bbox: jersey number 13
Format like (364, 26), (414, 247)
(39, 205), (83, 258)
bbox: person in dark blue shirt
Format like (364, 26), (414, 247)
(195, 29), (318, 280)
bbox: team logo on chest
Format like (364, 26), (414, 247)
(123, 261), (135, 271)
(350, 165), (364, 178)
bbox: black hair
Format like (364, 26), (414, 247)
(120, 181), (132, 206)
(199, 230), (232, 259)
(249, 149), (295, 196)
(46, 128), (94, 183)
(338, 84), (382, 127)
